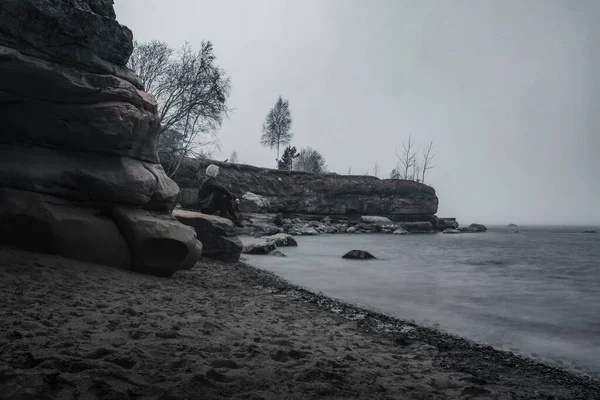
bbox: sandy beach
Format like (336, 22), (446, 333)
(1, 245), (598, 400)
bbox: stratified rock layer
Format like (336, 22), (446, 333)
(174, 160), (439, 222)
(0, 0), (200, 276)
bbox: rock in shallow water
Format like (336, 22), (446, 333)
(262, 233), (298, 247)
(466, 223), (487, 233)
(268, 250), (287, 257)
(342, 250), (377, 260)
(242, 241), (277, 255)
(442, 228), (462, 234)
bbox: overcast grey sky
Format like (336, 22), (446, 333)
(114, 0), (599, 225)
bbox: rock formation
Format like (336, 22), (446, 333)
(174, 159), (444, 232)
(342, 250), (377, 260)
(173, 210), (242, 263)
(0, 0), (201, 276)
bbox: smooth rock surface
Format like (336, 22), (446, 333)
(443, 229), (462, 234)
(467, 223), (488, 233)
(180, 240), (203, 270)
(173, 210), (243, 263)
(262, 233), (298, 247)
(242, 241), (278, 255)
(112, 207), (197, 277)
(0, 188), (132, 269)
(342, 250), (377, 260)
(360, 215), (393, 224)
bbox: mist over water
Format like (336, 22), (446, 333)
(242, 226), (600, 377)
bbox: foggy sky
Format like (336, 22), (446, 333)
(114, 0), (600, 225)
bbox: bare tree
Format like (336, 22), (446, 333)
(421, 141), (436, 184)
(261, 96), (293, 162)
(128, 40), (231, 177)
(294, 147), (327, 174)
(347, 166), (352, 175)
(229, 151), (239, 164)
(395, 134), (416, 180)
(372, 162), (380, 178)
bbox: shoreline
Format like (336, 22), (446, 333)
(241, 256), (600, 381)
(1, 246), (599, 399)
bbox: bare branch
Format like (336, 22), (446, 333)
(129, 40), (231, 177)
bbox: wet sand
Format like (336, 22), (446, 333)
(0, 246), (598, 399)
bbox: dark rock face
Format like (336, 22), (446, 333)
(0, 0), (139, 85)
(173, 159), (439, 221)
(342, 250), (377, 260)
(435, 218), (459, 231)
(173, 210), (243, 263)
(262, 233), (298, 247)
(242, 241), (278, 255)
(467, 223), (487, 233)
(0, 0), (200, 276)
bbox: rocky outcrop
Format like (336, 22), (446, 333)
(262, 233), (298, 247)
(466, 223), (487, 233)
(112, 208), (197, 277)
(172, 159), (439, 224)
(443, 228), (462, 234)
(342, 250), (377, 260)
(173, 210), (243, 263)
(242, 241), (278, 255)
(435, 218), (459, 231)
(0, 0), (200, 276)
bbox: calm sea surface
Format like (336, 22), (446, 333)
(242, 226), (600, 378)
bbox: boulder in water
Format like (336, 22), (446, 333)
(268, 250), (287, 257)
(466, 223), (487, 233)
(262, 233), (298, 247)
(393, 227), (409, 235)
(242, 241), (278, 255)
(442, 228), (462, 234)
(507, 223), (519, 228)
(399, 221), (434, 233)
(342, 250), (376, 260)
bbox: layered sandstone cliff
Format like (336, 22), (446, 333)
(0, 0), (204, 275)
(174, 159), (440, 225)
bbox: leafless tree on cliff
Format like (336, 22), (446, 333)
(229, 151), (239, 164)
(421, 141), (436, 184)
(411, 162), (422, 182)
(395, 134), (417, 180)
(372, 162), (380, 178)
(294, 147), (327, 174)
(347, 166), (352, 175)
(128, 40), (231, 177)
(261, 96), (293, 163)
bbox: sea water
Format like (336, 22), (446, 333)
(242, 226), (600, 378)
